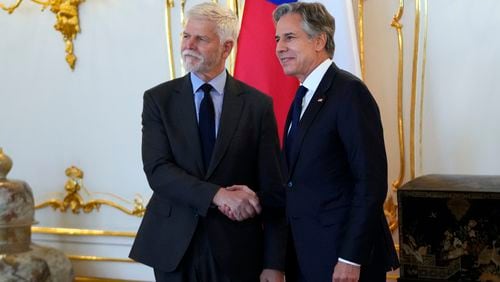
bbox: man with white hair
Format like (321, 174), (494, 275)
(130, 2), (286, 282)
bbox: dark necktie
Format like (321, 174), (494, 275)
(285, 85), (308, 165)
(198, 83), (215, 171)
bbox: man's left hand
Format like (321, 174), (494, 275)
(260, 269), (284, 282)
(332, 261), (360, 282)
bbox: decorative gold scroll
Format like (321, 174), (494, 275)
(35, 166), (145, 217)
(390, 0), (405, 191)
(0, 0), (22, 13)
(1, 0), (85, 70)
(409, 0), (421, 180)
(386, 0), (405, 232)
(357, 0), (365, 80)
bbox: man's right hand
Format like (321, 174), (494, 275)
(213, 185), (261, 221)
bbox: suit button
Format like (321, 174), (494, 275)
(287, 181), (293, 188)
(194, 214), (198, 218)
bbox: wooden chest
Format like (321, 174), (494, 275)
(397, 174), (500, 281)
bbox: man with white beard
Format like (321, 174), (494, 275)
(129, 3), (286, 282)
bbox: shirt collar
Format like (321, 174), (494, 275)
(190, 70), (227, 95)
(302, 58), (332, 94)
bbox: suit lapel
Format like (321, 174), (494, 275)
(287, 64), (339, 178)
(206, 75), (243, 178)
(173, 75), (205, 176)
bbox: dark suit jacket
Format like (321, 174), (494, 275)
(130, 73), (286, 280)
(282, 63), (399, 281)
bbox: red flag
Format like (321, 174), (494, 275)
(234, 0), (299, 143)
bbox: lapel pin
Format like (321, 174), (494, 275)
(317, 98), (324, 103)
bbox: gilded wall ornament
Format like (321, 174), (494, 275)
(35, 165), (145, 217)
(1, 0), (84, 70)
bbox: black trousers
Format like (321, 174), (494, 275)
(153, 222), (230, 282)
(285, 229), (386, 282)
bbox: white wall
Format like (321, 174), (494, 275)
(421, 1), (500, 174)
(363, 0), (500, 187)
(1, 0), (169, 280)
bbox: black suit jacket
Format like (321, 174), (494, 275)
(130, 73), (286, 280)
(282, 63), (399, 281)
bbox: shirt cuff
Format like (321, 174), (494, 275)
(338, 258), (361, 267)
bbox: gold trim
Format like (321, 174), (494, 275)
(75, 277), (146, 282)
(69, 255), (135, 263)
(390, 0), (405, 191)
(386, 0), (405, 233)
(227, 0), (239, 75)
(0, 0), (23, 13)
(409, 0), (421, 180)
(387, 273), (399, 280)
(1, 0), (84, 70)
(357, 0), (365, 80)
(165, 0), (176, 79)
(180, 0), (186, 26)
(418, 0), (428, 174)
(32, 226), (136, 237)
(35, 166), (145, 217)
(36, 197), (145, 217)
(384, 194), (398, 232)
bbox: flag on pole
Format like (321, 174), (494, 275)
(234, 0), (360, 142)
(234, 0), (299, 142)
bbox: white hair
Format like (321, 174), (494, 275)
(186, 2), (239, 43)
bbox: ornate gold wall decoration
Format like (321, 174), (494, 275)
(418, 0), (428, 174)
(357, 0), (365, 80)
(385, 0), (429, 232)
(35, 166), (145, 217)
(0, 0), (22, 14)
(386, 0), (405, 232)
(32, 226), (136, 237)
(226, 0), (239, 75)
(409, 0), (421, 180)
(1, 0), (84, 70)
(391, 0), (405, 191)
(165, 0), (176, 79)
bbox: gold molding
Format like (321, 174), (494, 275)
(165, 0), (176, 79)
(226, 0), (239, 75)
(75, 277), (146, 282)
(69, 255), (135, 263)
(35, 166), (145, 217)
(386, 0), (405, 233)
(357, 0), (365, 80)
(418, 0), (428, 175)
(409, 0), (421, 180)
(32, 226), (136, 237)
(1, 0), (84, 70)
(0, 0), (22, 13)
(390, 0), (405, 191)
(180, 0), (186, 26)
(384, 193), (398, 231)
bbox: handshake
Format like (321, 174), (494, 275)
(212, 185), (262, 221)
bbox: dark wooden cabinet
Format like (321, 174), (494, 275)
(397, 174), (500, 281)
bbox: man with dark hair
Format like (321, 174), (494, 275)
(273, 2), (399, 282)
(130, 3), (286, 282)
